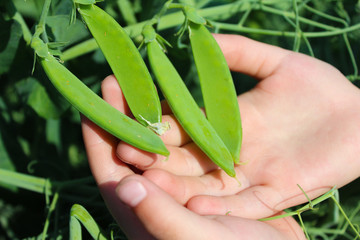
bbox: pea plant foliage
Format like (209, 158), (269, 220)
(0, 0), (360, 239)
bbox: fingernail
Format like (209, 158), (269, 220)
(116, 180), (147, 207)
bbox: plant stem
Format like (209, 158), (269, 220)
(5, 1), (32, 44)
(117, 0), (137, 25)
(238, 2), (252, 27)
(342, 34), (358, 77)
(303, 4), (348, 27)
(292, 0), (301, 52)
(212, 21), (360, 38)
(258, 4), (338, 31)
(33, 0), (51, 42)
(0, 168), (53, 194)
(61, 1), (360, 61)
(61, 1), (248, 61)
(331, 195), (360, 238)
(297, 212), (310, 240)
(0, 168), (95, 195)
(41, 191), (60, 240)
(259, 187), (336, 222)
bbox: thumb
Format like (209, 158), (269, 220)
(115, 175), (232, 240)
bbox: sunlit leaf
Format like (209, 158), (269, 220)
(70, 204), (107, 240)
(70, 215), (82, 240)
(74, 0), (96, 5)
(0, 168), (52, 194)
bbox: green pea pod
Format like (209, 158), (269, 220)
(40, 54), (169, 156)
(188, 21), (242, 163)
(143, 25), (235, 177)
(77, 4), (162, 129)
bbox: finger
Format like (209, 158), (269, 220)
(160, 114), (191, 146)
(211, 213), (305, 240)
(115, 175), (237, 239)
(116, 176), (303, 240)
(84, 76), (160, 239)
(186, 184), (329, 220)
(97, 180), (152, 239)
(82, 78), (146, 238)
(213, 34), (290, 80)
(81, 75), (136, 185)
(101, 75), (131, 114)
(187, 185), (283, 219)
(117, 142), (217, 176)
(81, 116), (132, 185)
(143, 168), (249, 205)
(104, 75), (191, 147)
(81, 118), (142, 238)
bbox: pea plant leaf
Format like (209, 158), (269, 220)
(0, 136), (15, 172)
(0, 127), (15, 173)
(0, 97), (16, 191)
(46, 119), (62, 153)
(45, 15), (89, 50)
(27, 78), (70, 119)
(0, 18), (23, 75)
(74, 0), (96, 5)
(70, 204), (108, 240)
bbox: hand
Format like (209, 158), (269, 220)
(80, 37), (308, 237)
(115, 34), (360, 219)
(82, 101), (304, 239)
(81, 75), (305, 239)
(81, 34), (360, 239)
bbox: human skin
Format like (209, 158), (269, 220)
(81, 34), (360, 239)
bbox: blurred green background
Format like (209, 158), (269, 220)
(0, 0), (359, 239)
